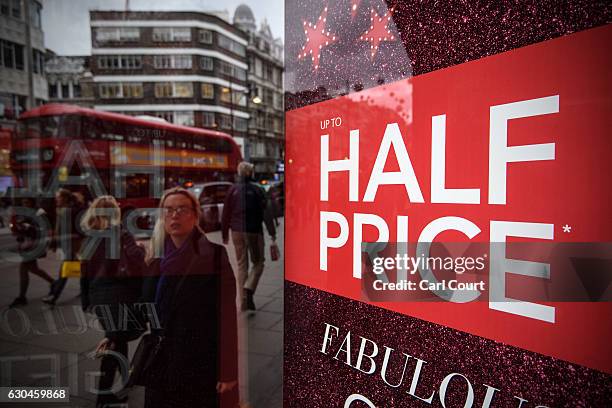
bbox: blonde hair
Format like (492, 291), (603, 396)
(80, 195), (120, 231)
(237, 161), (254, 177)
(149, 187), (203, 261)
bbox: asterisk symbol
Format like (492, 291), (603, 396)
(562, 224), (572, 233)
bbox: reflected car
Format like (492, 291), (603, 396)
(188, 182), (233, 232)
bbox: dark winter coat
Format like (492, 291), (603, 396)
(81, 229), (147, 343)
(141, 230), (238, 405)
(221, 176), (276, 241)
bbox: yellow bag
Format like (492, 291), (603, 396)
(60, 261), (81, 278)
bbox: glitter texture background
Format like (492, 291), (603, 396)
(285, 0), (612, 110)
(284, 282), (612, 407)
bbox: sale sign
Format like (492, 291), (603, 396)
(285, 19), (612, 407)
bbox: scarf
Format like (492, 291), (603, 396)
(155, 231), (196, 315)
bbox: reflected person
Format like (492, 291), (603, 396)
(143, 187), (238, 407)
(79, 196), (146, 407)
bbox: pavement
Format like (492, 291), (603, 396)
(0, 220), (284, 407)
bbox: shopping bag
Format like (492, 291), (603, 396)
(60, 261), (81, 278)
(270, 242), (280, 261)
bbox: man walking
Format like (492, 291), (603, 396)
(222, 162), (276, 311)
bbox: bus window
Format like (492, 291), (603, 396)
(192, 142), (206, 151)
(61, 115), (81, 139)
(21, 116), (62, 139)
(18, 120), (37, 139)
(176, 133), (192, 149)
(125, 175), (149, 198)
(99, 120), (125, 141)
(165, 134), (176, 148)
(40, 116), (61, 138)
(82, 116), (103, 140)
(191, 136), (233, 153)
(126, 134), (142, 143)
(100, 123), (124, 141)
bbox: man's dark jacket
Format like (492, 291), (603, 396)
(221, 176), (276, 241)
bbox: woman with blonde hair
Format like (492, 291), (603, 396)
(139, 187), (238, 407)
(79, 195), (146, 408)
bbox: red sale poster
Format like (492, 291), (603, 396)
(284, 1), (611, 407)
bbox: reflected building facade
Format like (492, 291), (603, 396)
(45, 55), (94, 107)
(234, 4), (284, 179)
(0, 0), (47, 127)
(89, 10), (249, 143)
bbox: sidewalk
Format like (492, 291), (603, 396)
(0, 219), (284, 407)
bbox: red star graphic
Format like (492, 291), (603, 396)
(359, 8), (396, 60)
(350, 0), (361, 19)
(298, 6), (337, 70)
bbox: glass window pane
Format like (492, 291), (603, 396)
(15, 44), (24, 70)
(201, 112), (215, 127)
(3, 41), (15, 68)
(200, 30), (213, 44)
(154, 82), (172, 97)
(201, 83), (214, 99)
(174, 111), (194, 126)
(11, 0), (20, 18)
(174, 82), (193, 97)
(200, 56), (213, 70)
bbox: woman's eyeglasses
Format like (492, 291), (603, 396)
(162, 206), (194, 217)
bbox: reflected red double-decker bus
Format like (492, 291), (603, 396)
(10, 104), (242, 215)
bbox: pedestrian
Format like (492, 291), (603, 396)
(222, 161), (276, 311)
(79, 195), (146, 408)
(9, 197), (54, 307)
(142, 187), (238, 407)
(43, 188), (85, 306)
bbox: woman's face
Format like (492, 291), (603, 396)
(162, 193), (197, 239)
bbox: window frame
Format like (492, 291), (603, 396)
(153, 54), (192, 69)
(201, 112), (215, 128)
(201, 83), (215, 99)
(154, 82), (193, 98)
(200, 56), (213, 71)
(174, 111), (195, 127)
(98, 55), (142, 69)
(218, 33), (246, 57)
(152, 27), (192, 42)
(99, 82), (143, 99)
(199, 29), (213, 44)
(95, 27), (140, 42)
(0, 39), (23, 70)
